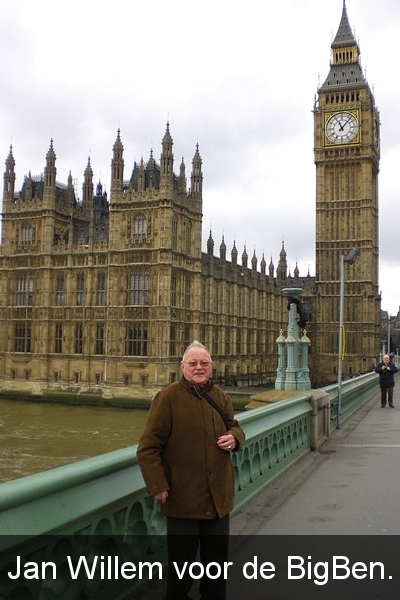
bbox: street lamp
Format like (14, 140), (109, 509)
(337, 248), (359, 428)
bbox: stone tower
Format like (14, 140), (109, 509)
(312, 0), (381, 382)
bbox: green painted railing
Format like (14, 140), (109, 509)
(231, 395), (311, 515)
(0, 373), (381, 599)
(324, 371), (382, 429)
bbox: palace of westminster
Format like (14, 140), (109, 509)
(0, 2), (383, 399)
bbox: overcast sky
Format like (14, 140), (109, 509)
(1, 0), (399, 313)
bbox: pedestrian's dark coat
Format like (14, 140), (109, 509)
(137, 379), (245, 519)
(375, 361), (398, 387)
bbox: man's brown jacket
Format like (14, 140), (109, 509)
(137, 379), (245, 519)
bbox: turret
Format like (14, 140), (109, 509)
(160, 122), (174, 195)
(43, 139), (56, 208)
(66, 170), (75, 208)
(294, 261), (300, 285)
(231, 241), (238, 267)
(111, 129), (124, 197)
(269, 256), (274, 279)
(41, 140), (57, 249)
(93, 180), (109, 224)
(220, 235), (226, 262)
(82, 157), (94, 208)
(260, 253), (266, 276)
(207, 229), (214, 257)
(138, 157), (145, 192)
(242, 245), (248, 270)
(24, 171), (33, 203)
(251, 249), (257, 274)
(277, 241), (287, 282)
(179, 157), (186, 194)
(3, 145), (16, 207)
(190, 143), (203, 201)
(147, 149), (156, 189)
(44, 139), (56, 189)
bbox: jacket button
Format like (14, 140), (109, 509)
(206, 512), (211, 517)
(205, 430), (210, 435)
(208, 471), (212, 476)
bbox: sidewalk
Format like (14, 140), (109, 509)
(242, 385), (400, 535)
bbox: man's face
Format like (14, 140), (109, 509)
(383, 356), (390, 365)
(181, 348), (212, 386)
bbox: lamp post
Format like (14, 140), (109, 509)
(337, 248), (359, 429)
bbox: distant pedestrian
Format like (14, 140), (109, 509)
(375, 355), (398, 407)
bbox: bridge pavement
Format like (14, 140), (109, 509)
(135, 384), (399, 598)
(234, 384), (400, 536)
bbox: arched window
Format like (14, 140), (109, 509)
(56, 275), (64, 306)
(172, 217), (178, 251)
(14, 323), (31, 352)
(185, 221), (192, 255)
(76, 274), (84, 306)
(97, 273), (106, 306)
(21, 224), (33, 246)
(126, 323), (148, 356)
(16, 275), (34, 306)
(129, 272), (149, 305)
(134, 215), (147, 242)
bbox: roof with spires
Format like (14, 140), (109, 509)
(45, 139), (56, 163)
(121, 125), (200, 194)
(320, 61), (365, 91)
(319, 1), (366, 92)
(331, 1), (357, 48)
(200, 247), (315, 288)
(162, 122), (172, 144)
(128, 153), (162, 190)
(192, 143), (202, 162)
(6, 145), (15, 168)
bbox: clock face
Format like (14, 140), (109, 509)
(326, 112), (358, 144)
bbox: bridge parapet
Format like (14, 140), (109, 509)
(0, 373), (380, 599)
(324, 371), (382, 428)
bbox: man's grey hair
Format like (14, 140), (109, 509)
(182, 340), (212, 362)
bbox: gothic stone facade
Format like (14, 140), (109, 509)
(1, 126), (313, 397)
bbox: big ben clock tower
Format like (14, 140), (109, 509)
(313, 1), (381, 382)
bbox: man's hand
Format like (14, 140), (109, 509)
(153, 491), (168, 503)
(217, 434), (236, 452)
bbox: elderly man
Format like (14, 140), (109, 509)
(137, 340), (245, 600)
(375, 354), (398, 407)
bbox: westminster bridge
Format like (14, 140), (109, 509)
(0, 370), (396, 599)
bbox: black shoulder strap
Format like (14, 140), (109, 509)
(193, 386), (226, 424)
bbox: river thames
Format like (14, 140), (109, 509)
(0, 399), (149, 483)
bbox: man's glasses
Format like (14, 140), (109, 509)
(183, 360), (211, 368)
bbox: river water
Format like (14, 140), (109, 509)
(0, 399), (149, 484)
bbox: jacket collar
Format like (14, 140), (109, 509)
(179, 377), (214, 396)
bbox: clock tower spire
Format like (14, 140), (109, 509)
(313, 2), (380, 382)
